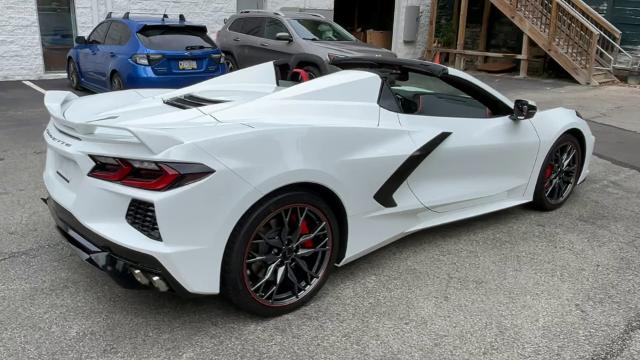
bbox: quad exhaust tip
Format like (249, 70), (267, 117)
(131, 268), (169, 292)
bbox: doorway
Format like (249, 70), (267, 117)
(36, 0), (77, 72)
(333, 0), (395, 49)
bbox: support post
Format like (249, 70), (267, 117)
(548, 0), (559, 50)
(478, 0), (491, 64)
(426, 0), (438, 60)
(520, 33), (529, 77)
(454, 0), (468, 69)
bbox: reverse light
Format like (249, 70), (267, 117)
(88, 156), (214, 191)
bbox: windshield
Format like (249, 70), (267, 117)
(137, 25), (217, 51)
(287, 19), (356, 41)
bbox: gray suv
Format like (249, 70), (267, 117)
(216, 10), (396, 76)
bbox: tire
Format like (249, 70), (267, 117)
(221, 191), (340, 316)
(301, 65), (321, 79)
(532, 133), (582, 211)
(224, 54), (238, 72)
(67, 60), (82, 90)
(110, 72), (124, 91)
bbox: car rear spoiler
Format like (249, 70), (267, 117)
(44, 91), (184, 154)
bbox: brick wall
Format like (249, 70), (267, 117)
(0, 0), (45, 80)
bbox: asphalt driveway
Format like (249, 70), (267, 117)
(1, 78), (639, 359)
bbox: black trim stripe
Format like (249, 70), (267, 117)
(373, 132), (452, 208)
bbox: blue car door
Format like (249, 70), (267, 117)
(102, 21), (132, 89)
(80, 21), (111, 88)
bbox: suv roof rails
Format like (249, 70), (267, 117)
(239, 9), (285, 16)
(120, 11), (186, 22)
(302, 12), (326, 19)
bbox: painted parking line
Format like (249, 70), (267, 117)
(21, 80), (46, 94)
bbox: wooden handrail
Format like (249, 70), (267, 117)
(567, 0), (621, 41)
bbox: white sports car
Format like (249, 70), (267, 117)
(43, 57), (594, 316)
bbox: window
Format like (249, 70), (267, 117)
(228, 17), (265, 37)
(104, 22), (130, 45)
(388, 71), (493, 118)
(137, 25), (217, 51)
(88, 22), (110, 44)
(287, 19), (355, 41)
(264, 18), (289, 40)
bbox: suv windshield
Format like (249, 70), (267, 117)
(287, 19), (356, 41)
(137, 25), (217, 51)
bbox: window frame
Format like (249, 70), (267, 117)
(87, 21), (111, 45)
(104, 21), (131, 46)
(228, 16), (267, 38)
(264, 18), (290, 40)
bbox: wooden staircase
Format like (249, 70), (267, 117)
(488, 0), (624, 85)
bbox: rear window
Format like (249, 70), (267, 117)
(137, 25), (217, 51)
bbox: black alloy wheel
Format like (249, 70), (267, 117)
(222, 191), (339, 316)
(111, 73), (124, 91)
(532, 133), (582, 210)
(67, 60), (82, 90)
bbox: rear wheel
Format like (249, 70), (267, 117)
(222, 191), (339, 316)
(67, 60), (82, 90)
(110, 72), (124, 91)
(301, 65), (321, 79)
(224, 54), (238, 72)
(532, 133), (582, 211)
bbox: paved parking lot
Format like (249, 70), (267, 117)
(1, 77), (639, 359)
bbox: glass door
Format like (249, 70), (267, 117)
(36, 0), (77, 72)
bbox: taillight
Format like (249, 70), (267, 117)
(88, 156), (214, 191)
(131, 54), (164, 66)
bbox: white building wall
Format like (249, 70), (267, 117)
(391, 0), (430, 59)
(0, 0), (46, 80)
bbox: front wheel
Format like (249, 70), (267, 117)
(221, 191), (339, 316)
(532, 133), (582, 211)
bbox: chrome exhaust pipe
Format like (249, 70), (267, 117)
(150, 275), (169, 292)
(131, 269), (150, 286)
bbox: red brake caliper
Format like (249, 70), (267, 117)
(300, 220), (313, 248)
(544, 164), (554, 187)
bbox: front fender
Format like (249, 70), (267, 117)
(525, 107), (595, 198)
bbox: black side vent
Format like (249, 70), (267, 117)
(163, 94), (226, 109)
(126, 199), (162, 241)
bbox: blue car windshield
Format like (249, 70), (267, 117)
(137, 25), (217, 51)
(287, 19), (356, 41)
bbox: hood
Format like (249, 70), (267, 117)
(312, 41), (396, 57)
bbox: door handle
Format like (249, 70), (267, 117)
(109, 52), (116, 57)
(260, 43), (269, 47)
(233, 37), (241, 42)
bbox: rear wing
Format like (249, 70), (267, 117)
(44, 91), (184, 154)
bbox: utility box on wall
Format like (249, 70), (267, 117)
(403, 5), (420, 42)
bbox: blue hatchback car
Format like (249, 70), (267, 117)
(67, 12), (227, 92)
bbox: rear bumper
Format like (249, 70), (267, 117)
(45, 196), (194, 296)
(124, 63), (227, 89)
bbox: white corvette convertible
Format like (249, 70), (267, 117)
(43, 56), (594, 316)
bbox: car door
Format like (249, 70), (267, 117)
(254, 18), (297, 63)
(102, 21), (131, 88)
(391, 70), (540, 213)
(79, 22), (111, 87)
(226, 16), (267, 68)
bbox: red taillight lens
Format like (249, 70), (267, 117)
(88, 156), (214, 191)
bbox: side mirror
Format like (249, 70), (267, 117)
(512, 99), (537, 120)
(75, 36), (87, 45)
(275, 32), (293, 42)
